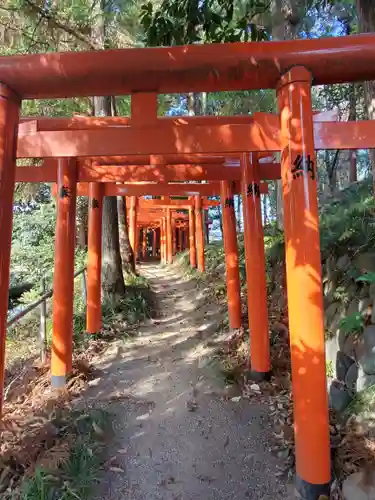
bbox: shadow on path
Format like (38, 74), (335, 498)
(90, 263), (290, 500)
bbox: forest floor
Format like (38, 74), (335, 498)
(89, 262), (292, 500)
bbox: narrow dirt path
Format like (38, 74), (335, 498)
(92, 263), (290, 500)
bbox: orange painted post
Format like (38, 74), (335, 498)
(178, 227), (183, 252)
(129, 196), (138, 265)
(277, 66), (330, 498)
(188, 206), (197, 268)
(0, 84), (20, 412)
(135, 228), (141, 262)
(160, 218), (165, 263)
(152, 229), (157, 257)
(51, 158), (77, 389)
(166, 208), (173, 264)
(172, 219), (177, 256)
(241, 153), (270, 379)
(220, 181), (242, 331)
(86, 182), (103, 334)
(142, 227), (147, 260)
(195, 196), (205, 272)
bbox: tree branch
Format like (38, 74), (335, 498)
(24, 0), (100, 50)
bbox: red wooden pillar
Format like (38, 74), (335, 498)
(86, 182), (103, 334)
(160, 218), (165, 264)
(135, 228), (141, 261)
(194, 196), (205, 272)
(188, 206), (197, 268)
(142, 227), (147, 260)
(241, 153), (270, 378)
(0, 85), (20, 413)
(277, 66), (330, 498)
(178, 227), (183, 252)
(51, 158), (77, 389)
(172, 219), (177, 256)
(220, 181), (242, 330)
(152, 229), (157, 257)
(166, 209), (173, 264)
(129, 196), (138, 265)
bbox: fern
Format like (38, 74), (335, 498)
(339, 312), (365, 335)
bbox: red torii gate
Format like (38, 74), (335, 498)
(2, 34), (375, 498)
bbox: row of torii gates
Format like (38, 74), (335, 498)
(1, 34), (375, 498)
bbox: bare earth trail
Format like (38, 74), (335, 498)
(91, 263), (290, 500)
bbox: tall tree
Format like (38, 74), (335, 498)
(118, 196), (136, 274)
(356, 0), (375, 191)
(92, 1), (125, 298)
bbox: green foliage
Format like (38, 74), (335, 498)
(326, 359), (334, 378)
(339, 312), (365, 335)
(319, 180), (375, 260)
(141, 0), (269, 46)
(10, 202), (86, 288)
(357, 272), (375, 284)
(346, 384), (375, 416)
(20, 409), (112, 500)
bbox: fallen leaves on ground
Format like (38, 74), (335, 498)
(0, 326), (123, 498)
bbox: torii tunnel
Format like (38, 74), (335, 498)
(2, 33), (375, 499)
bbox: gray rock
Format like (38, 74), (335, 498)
(372, 299), (375, 325)
(347, 297), (360, 317)
(359, 354), (375, 376)
(325, 336), (339, 376)
(364, 325), (375, 351)
(359, 283), (370, 299)
(369, 283), (375, 299)
(356, 367), (375, 392)
(329, 381), (352, 412)
(343, 470), (375, 500)
(326, 255), (337, 281)
(325, 302), (340, 327)
(336, 351), (355, 381)
(215, 263), (226, 275)
(355, 252), (375, 273)
(337, 254), (351, 271)
(324, 279), (337, 302)
(345, 362), (358, 394)
(347, 282), (360, 301)
(325, 302), (346, 335)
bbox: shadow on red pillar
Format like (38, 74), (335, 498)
(241, 153), (271, 380)
(0, 84), (20, 413)
(194, 196), (205, 272)
(188, 206), (197, 268)
(86, 182), (103, 334)
(277, 66), (330, 499)
(220, 180), (242, 331)
(51, 158), (77, 389)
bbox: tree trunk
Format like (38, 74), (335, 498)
(327, 150), (340, 195)
(348, 85), (357, 183)
(270, 0), (306, 229)
(117, 196), (135, 275)
(76, 201), (87, 249)
(101, 196), (125, 298)
(263, 195), (268, 225)
(92, 2), (125, 299)
(357, 0), (375, 192)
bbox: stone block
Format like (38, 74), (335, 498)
(356, 367), (375, 392)
(337, 254), (351, 271)
(329, 381), (352, 412)
(343, 470), (375, 500)
(355, 252), (375, 273)
(336, 351), (355, 381)
(345, 362), (358, 394)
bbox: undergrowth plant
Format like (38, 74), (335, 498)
(20, 409), (112, 500)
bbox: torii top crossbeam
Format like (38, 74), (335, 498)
(1, 33), (375, 98)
